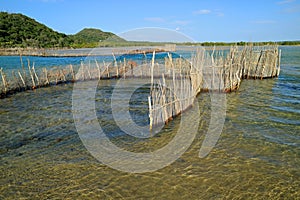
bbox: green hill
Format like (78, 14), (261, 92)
(70, 28), (125, 48)
(0, 12), (125, 48)
(0, 12), (73, 48)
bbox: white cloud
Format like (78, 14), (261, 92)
(283, 5), (300, 13)
(251, 20), (277, 24)
(216, 12), (225, 17)
(193, 9), (212, 15)
(193, 9), (224, 17)
(277, 0), (295, 4)
(144, 17), (165, 23)
(118, 28), (193, 42)
(174, 20), (191, 25)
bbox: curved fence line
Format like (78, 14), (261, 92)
(0, 45), (280, 130)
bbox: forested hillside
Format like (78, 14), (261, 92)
(0, 12), (73, 48)
(0, 12), (123, 48)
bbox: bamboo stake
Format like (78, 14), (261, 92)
(277, 49), (281, 77)
(119, 60), (122, 77)
(27, 59), (36, 88)
(11, 71), (19, 89)
(211, 46), (216, 65)
(55, 70), (59, 84)
(102, 60), (109, 78)
(87, 61), (92, 80)
(19, 50), (26, 81)
(229, 58), (233, 91)
(106, 63), (110, 78)
(123, 58), (126, 79)
(61, 69), (66, 82)
(148, 96), (153, 131)
(95, 60), (101, 80)
(151, 51), (155, 90)
(254, 51), (263, 79)
(161, 73), (169, 123)
(81, 61), (85, 81)
(70, 64), (75, 81)
(32, 63), (40, 87)
(112, 53), (118, 77)
(0, 68), (8, 94)
(43, 68), (49, 85)
(18, 70), (26, 87)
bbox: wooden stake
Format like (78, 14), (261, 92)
(19, 50), (26, 81)
(106, 63), (110, 78)
(95, 60), (101, 80)
(148, 96), (153, 131)
(87, 61), (92, 79)
(11, 71), (19, 89)
(32, 63), (40, 87)
(112, 52), (118, 77)
(151, 51), (155, 90)
(70, 64), (75, 81)
(18, 70), (26, 87)
(123, 58), (126, 79)
(61, 69), (66, 82)
(0, 68), (8, 94)
(43, 68), (49, 85)
(27, 59), (36, 89)
(277, 49), (281, 76)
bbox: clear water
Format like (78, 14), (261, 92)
(0, 46), (299, 199)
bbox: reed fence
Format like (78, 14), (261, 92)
(0, 45), (281, 130)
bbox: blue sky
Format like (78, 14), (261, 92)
(1, 0), (300, 42)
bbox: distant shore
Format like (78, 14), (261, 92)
(0, 44), (298, 57)
(0, 46), (176, 57)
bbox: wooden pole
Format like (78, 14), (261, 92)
(87, 61), (92, 79)
(43, 68), (49, 85)
(211, 45), (216, 65)
(27, 59), (36, 89)
(19, 50), (26, 81)
(95, 60), (101, 80)
(81, 61), (85, 81)
(161, 73), (169, 123)
(112, 53), (118, 77)
(123, 58), (126, 79)
(18, 70), (26, 87)
(106, 63), (110, 78)
(11, 71), (20, 90)
(0, 68), (8, 94)
(254, 51), (263, 79)
(277, 49), (281, 77)
(148, 96), (153, 131)
(70, 64), (75, 81)
(32, 63), (40, 87)
(61, 69), (66, 82)
(229, 58), (233, 91)
(151, 51), (155, 90)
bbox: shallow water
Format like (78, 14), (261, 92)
(0, 46), (299, 199)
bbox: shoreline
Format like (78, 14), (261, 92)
(0, 44), (297, 57)
(0, 45), (176, 57)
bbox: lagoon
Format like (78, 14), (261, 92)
(0, 46), (299, 199)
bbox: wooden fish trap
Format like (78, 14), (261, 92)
(1, 45), (281, 132)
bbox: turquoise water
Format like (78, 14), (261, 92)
(0, 46), (299, 199)
(0, 52), (182, 72)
